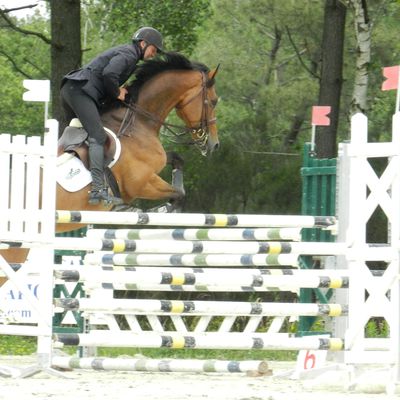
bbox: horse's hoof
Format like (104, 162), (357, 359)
(146, 203), (173, 213)
(88, 198), (100, 205)
(103, 197), (124, 206)
(156, 204), (170, 213)
(89, 189), (123, 206)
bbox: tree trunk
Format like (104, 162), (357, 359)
(50, 0), (81, 133)
(315, 0), (346, 158)
(348, 0), (371, 116)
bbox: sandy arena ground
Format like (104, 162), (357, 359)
(0, 355), (399, 400)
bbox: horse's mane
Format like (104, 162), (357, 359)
(101, 52), (209, 112)
(133, 51), (209, 92)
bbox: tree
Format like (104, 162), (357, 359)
(50, 0), (81, 129)
(347, 0), (371, 116)
(0, 1), (82, 131)
(0, 6), (50, 134)
(315, 0), (347, 158)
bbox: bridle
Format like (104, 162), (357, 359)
(174, 71), (217, 155)
(118, 70), (217, 156)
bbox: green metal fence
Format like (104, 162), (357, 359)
(301, 143), (336, 242)
(53, 227), (87, 334)
(299, 143), (337, 335)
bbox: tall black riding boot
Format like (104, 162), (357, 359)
(88, 141), (123, 205)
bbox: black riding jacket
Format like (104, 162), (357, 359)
(62, 42), (143, 106)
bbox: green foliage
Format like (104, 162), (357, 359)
(83, 0), (211, 56)
(176, 0), (323, 213)
(0, 336), (296, 361)
(0, 336), (36, 355)
(0, 66), (44, 135)
(365, 318), (389, 338)
(0, 14), (49, 135)
(96, 347), (297, 362)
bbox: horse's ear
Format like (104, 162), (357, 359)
(208, 64), (220, 80)
(207, 64), (220, 87)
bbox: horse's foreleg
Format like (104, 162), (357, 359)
(167, 151), (185, 211)
(139, 172), (185, 213)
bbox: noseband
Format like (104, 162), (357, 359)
(119, 71), (216, 155)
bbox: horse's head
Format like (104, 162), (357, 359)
(175, 65), (220, 156)
(106, 52), (220, 156)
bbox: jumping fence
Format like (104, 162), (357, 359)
(0, 113), (399, 386)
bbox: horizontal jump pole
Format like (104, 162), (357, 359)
(72, 239), (347, 255)
(51, 356), (271, 374)
(1, 238), (348, 255)
(2, 239), (395, 260)
(84, 253), (300, 267)
(86, 227), (302, 241)
(54, 298), (347, 317)
(54, 331), (344, 351)
(79, 282), (303, 292)
(56, 210), (336, 228)
(55, 267), (350, 289)
(3, 263), (380, 281)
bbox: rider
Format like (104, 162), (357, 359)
(60, 27), (163, 205)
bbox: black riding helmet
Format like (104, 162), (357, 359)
(132, 27), (163, 51)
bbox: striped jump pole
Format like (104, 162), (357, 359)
(51, 356), (271, 374)
(64, 238), (348, 255)
(86, 227), (302, 241)
(54, 331), (345, 351)
(1, 238), (347, 255)
(54, 298), (347, 317)
(55, 267), (350, 290)
(84, 252), (300, 267)
(3, 239), (394, 259)
(83, 246), (400, 267)
(56, 210), (336, 228)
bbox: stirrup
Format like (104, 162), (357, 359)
(88, 188), (123, 206)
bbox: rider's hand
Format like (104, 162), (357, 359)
(117, 87), (128, 101)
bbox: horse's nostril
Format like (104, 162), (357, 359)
(213, 142), (220, 151)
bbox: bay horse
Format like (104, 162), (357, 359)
(0, 51), (219, 271)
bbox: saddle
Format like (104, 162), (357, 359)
(57, 118), (120, 170)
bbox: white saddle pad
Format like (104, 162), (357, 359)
(56, 153), (92, 192)
(56, 124), (121, 193)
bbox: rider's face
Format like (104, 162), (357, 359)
(143, 44), (158, 60)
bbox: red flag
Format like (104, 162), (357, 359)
(382, 66), (400, 91)
(312, 106), (331, 126)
